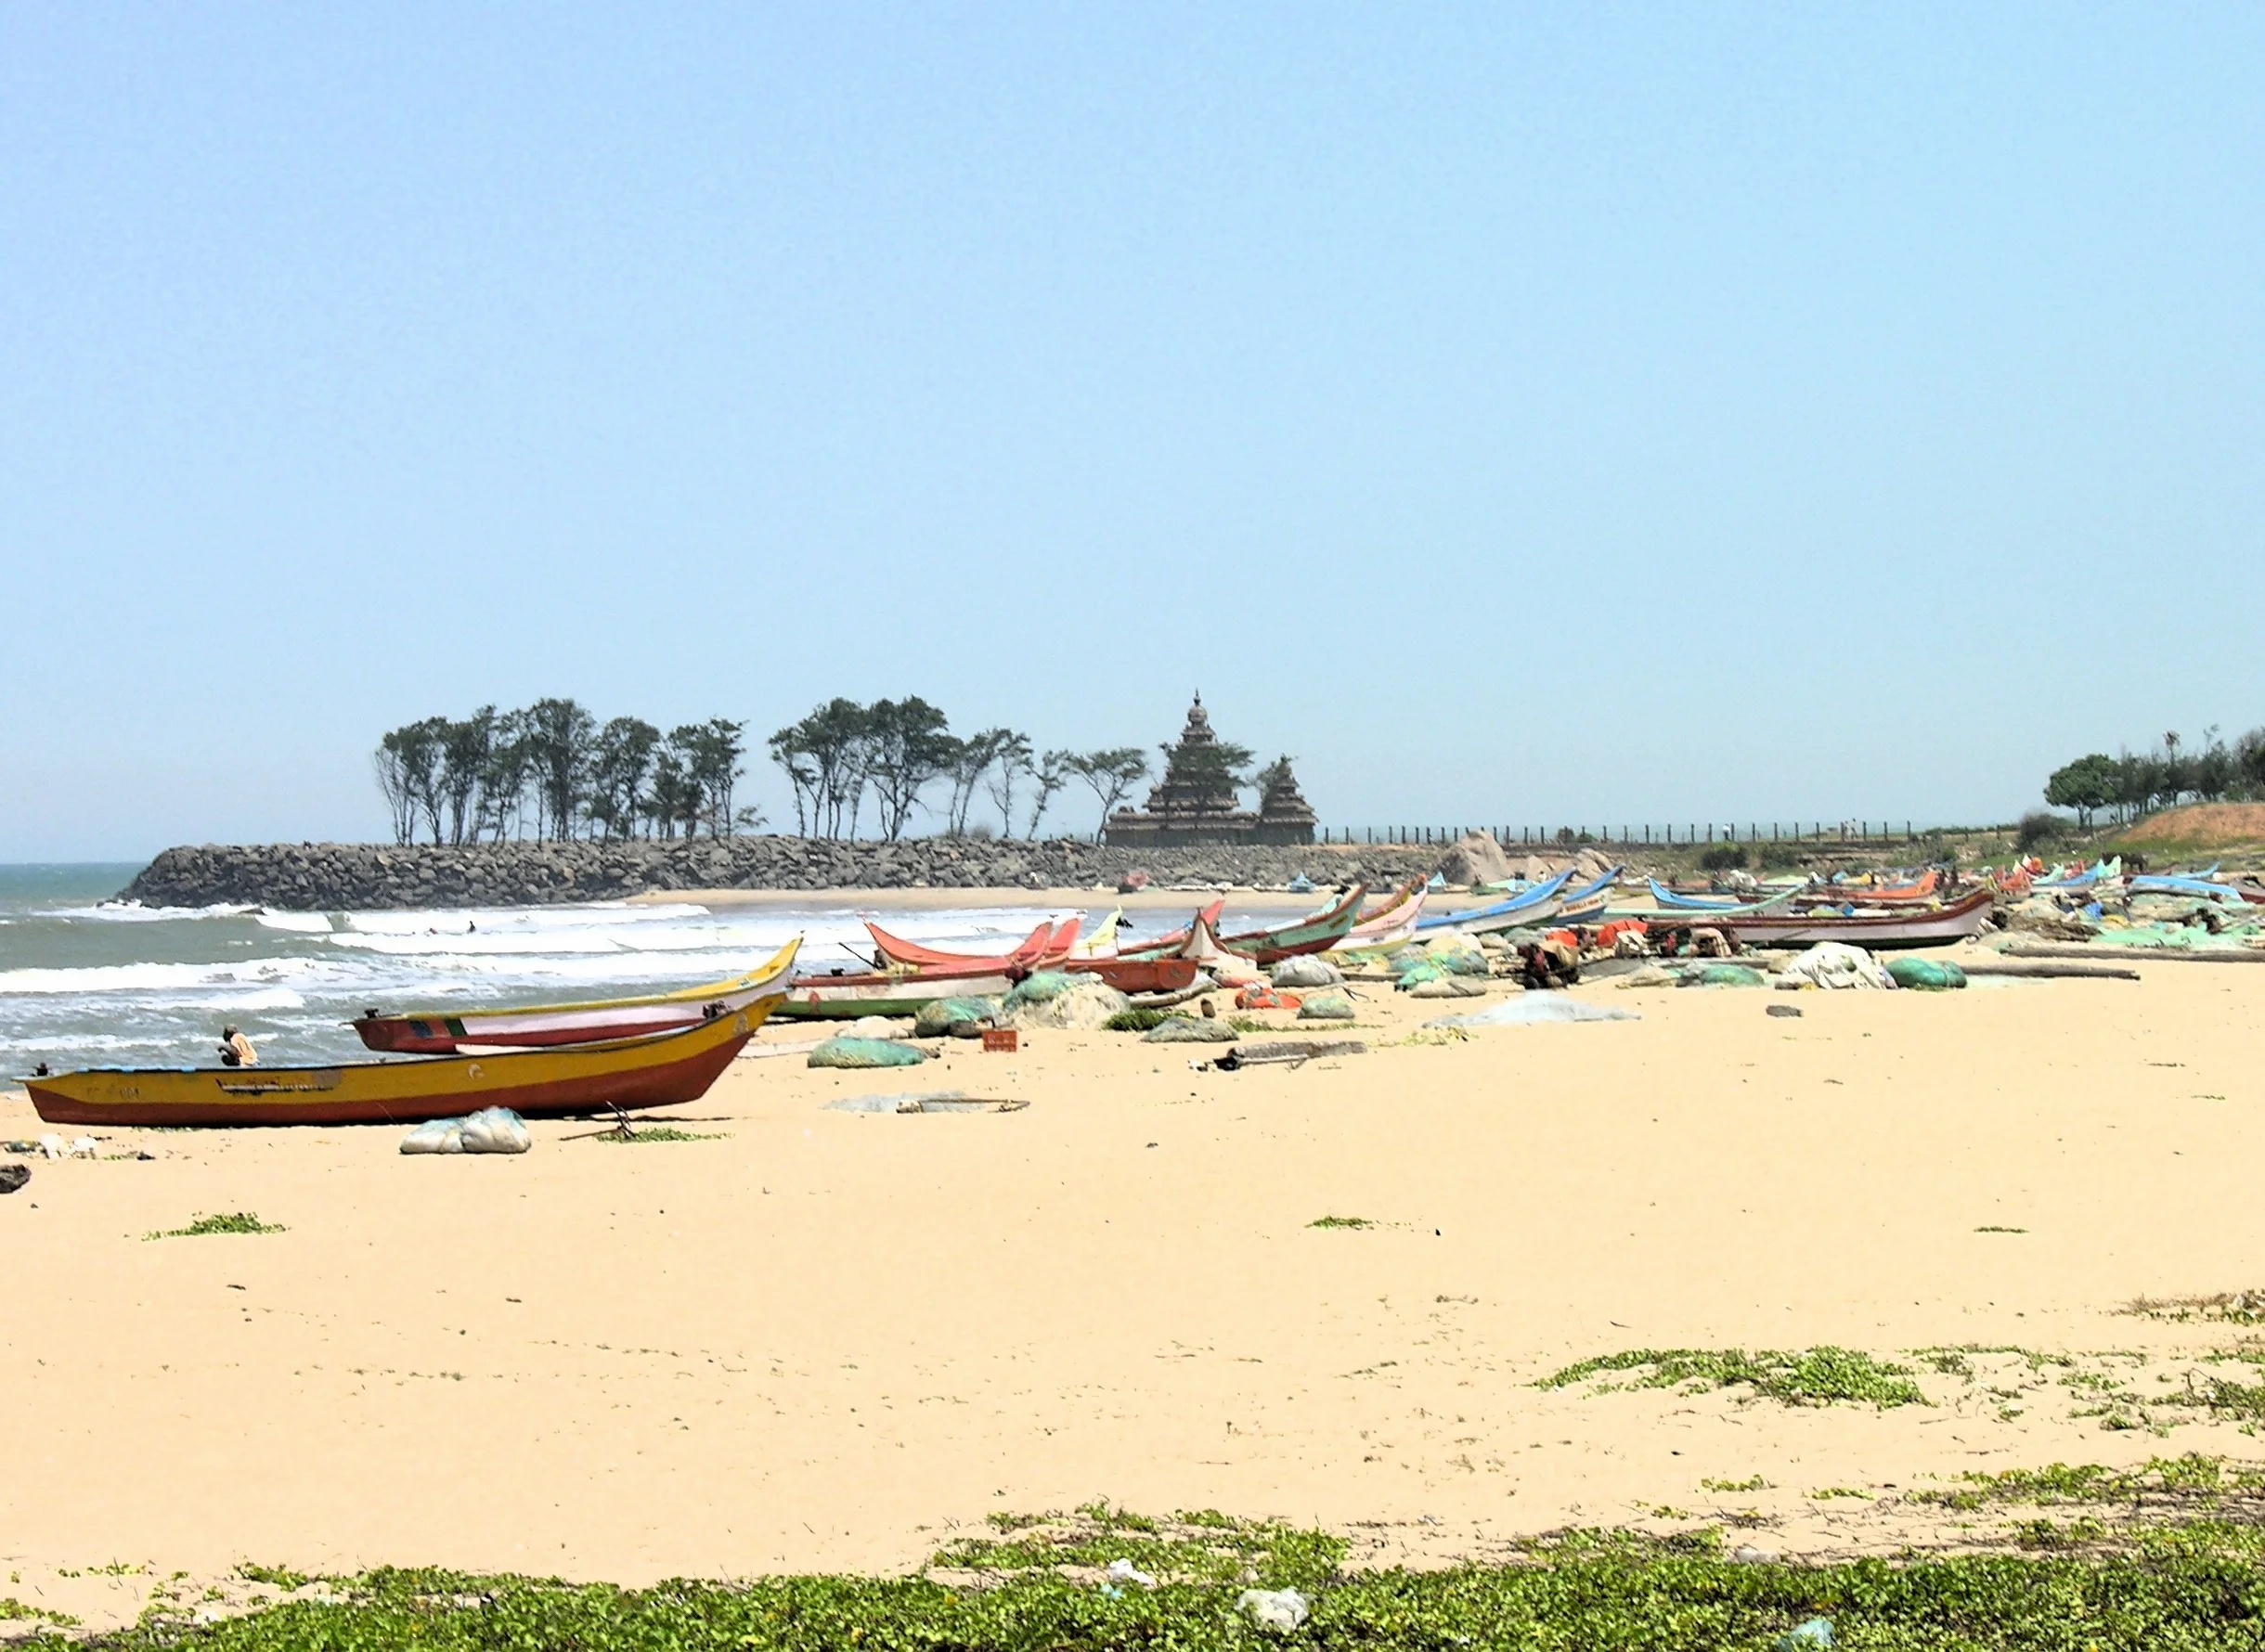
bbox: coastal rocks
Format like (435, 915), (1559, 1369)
(1434, 830), (1516, 886)
(119, 838), (1447, 911)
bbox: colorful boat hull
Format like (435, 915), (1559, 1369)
(1702, 888), (1997, 949)
(354, 941), (802, 1054)
(28, 1005), (770, 1129)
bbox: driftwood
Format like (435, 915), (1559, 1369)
(2000, 941), (2265, 965)
(1958, 958), (2142, 982)
(1213, 1039), (1367, 1070)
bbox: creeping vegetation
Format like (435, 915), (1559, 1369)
(1540, 1347), (1926, 1408)
(145, 1211), (285, 1240)
(28, 1518), (2265, 1649)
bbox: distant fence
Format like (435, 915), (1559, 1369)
(1320, 822), (1984, 849)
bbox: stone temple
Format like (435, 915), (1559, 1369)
(1105, 695), (1316, 847)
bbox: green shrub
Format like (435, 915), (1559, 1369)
(1698, 845), (1748, 871)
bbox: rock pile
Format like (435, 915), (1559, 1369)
(120, 837), (1447, 911)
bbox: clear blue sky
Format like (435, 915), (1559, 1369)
(4, 5), (2260, 859)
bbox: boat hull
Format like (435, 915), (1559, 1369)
(770, 967), (1018, 1019)
(28, 1005), (770, 1129)
(354, 941), (802, 1054)
(1706, 889), (1996, 949)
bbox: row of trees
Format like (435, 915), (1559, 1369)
(374, 702), (751, 845)
(2042, 727), (2265, 827)
(763, 697), (1153, 840)
(373, 696), (1174, 845)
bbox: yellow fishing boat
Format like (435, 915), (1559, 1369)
(27, 1000), (775, 1129)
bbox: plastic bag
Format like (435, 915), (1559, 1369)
(459, 1106), (531, 1154)
(1271, 955), (1342, 988)
(400, 1117), (466, 1155)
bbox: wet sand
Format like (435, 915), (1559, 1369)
(5, 951), (2263, 1627)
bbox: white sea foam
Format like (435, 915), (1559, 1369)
(42, 900), (258, 923)
(254, 910), (335, 934)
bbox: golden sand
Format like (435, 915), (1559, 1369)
(4, 954), (2262, 1626)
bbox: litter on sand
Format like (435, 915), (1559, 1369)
(399, 1106), (531, 1155)
(1237, 1588), (1311, 1632)
(1422, 996), (1637, 1028)
(822, 1091), (1025, 1115)
(1214, 1039), (1367, 1069)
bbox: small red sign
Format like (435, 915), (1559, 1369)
(981, 1028), (1019, 1053)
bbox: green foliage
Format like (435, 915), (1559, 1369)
(2017, 808), (2073, 852)
(1698, 844), (1748, 871)
(1540, 1347), (1926, 1408)
(1756, 843), (1806, 871)
(145, 1211), (284, 1240)
(1701, 1476), (1769, 1493)
(2046, 753), (2119, 827)
(593, 1126), (722, 1143)
(235, 1564), (310, 1589)
(1104, 1008), (1168, 1032)
(932, 1505), (1342, 1592)
(0, 1598), (78, 1627)
(1308, 1215), (1374, 1229)
(45, 1529), (2265, 1650)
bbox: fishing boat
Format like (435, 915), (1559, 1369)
(1070, 910), (1122, 957)
(354, 940), (803, 1053)
(1068, 956), (1201, 993)
(1643, 879), (1803, 915)
(28, 1005), (767, 1129)
(770, 962), (1022, 1020)
(1647, 877), (1747, 910)
(1415, 867), (1575, 934)
(1213, 884), (1367, 963)
(1547, 867), (1627, 927)
(1120, 899), (1228, 960)
(1329, 884), (1426, 955)
(865, 918), (1074, 973)
(2130, 871), (2241, 901)
(1697, 887), (1997, 949)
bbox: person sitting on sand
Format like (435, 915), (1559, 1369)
(217, 1025), (259, 1068)
(1517, 934), (1581, 990)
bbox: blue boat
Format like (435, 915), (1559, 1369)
(1415, 867), (1574, 933)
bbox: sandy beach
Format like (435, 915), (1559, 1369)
(5, 949), (2263, 1628)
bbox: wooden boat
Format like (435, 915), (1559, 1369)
(1070, 910), (1122, 957)
(28, 1005), (766, 1129)
(1066, 956), (1200, 993)
(1702, 887), (1997, 949)
(1214, 884), (1367, 963)
(354, 940), (802, 1053)
(1330, 885), (1426, 955)
(1415, 868), (1575, 934)
(864, 918), (1070, 973)
(1647, 877), (1747, 910)
(1549, 868), (1625, 926)
(771, 962), (1020, 1020)
(1120, 899), (1228, 960)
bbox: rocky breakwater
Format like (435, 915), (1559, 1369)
(121, 838), (1451, 910)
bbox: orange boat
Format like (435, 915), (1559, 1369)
(863, 918), (1076, 973)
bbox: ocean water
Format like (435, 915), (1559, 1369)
(0, 864), (1119, 1074)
